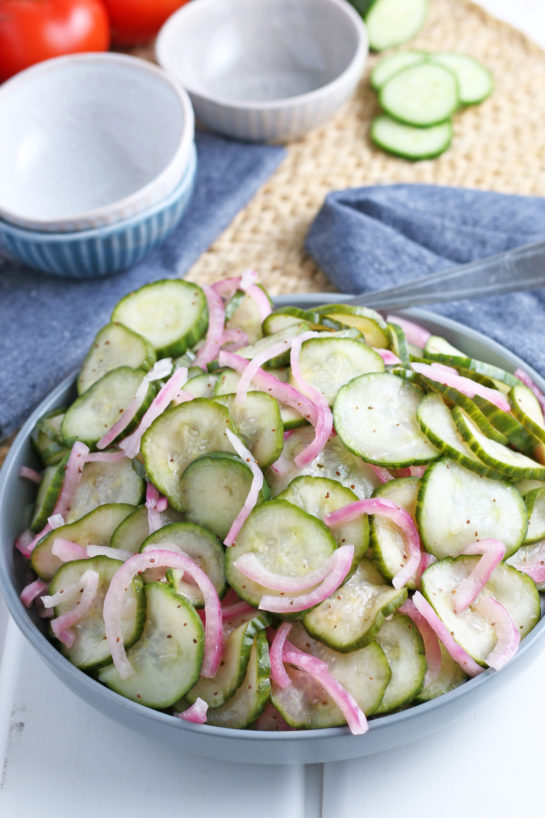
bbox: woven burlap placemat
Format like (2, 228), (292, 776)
(1, 0), (543, 466)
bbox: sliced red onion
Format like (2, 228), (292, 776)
(194, 286), (226, 370)
(283, 642), (368, 735)
(235, 544), (354, 593)
(399, 598), (442, 685)
(120, 366), (189, 459)
(223, 429), (263, 546)
(408, 465), (428, 478)
(84, 451), (127, 463)
(290, 332), (333, 468)
(146, 482), (168, 535)
(240, 269), (272, 321)
(234, 339), (294, 406)
(240, 269), (258, 288)
(412, 591), (484, 677)
(374, 348), (401, 365)
(269, 623), (293, 689)
(50, 569), (100, 647)
(475, 595), (520, 670)
(220, 328), (249, 351)
(52, 537), (87, 562)
(18, 465), (42, 484)
(325, 499), (421, 590)
(211, 275), (242, 301)
(103, 549), (222, 679)
(369, 464), (394, 483)
(258, 545), (354, 613)
(86, 544), (133, 561)
(14, 529), (34, 558)
(508, 541), (545, 583)
(52, 441), (89, 520)
(386, 315), (431, 348)
(454, 539), (506, 614)
(411, 362), (510, 412)
(20, 578), (49, 608)
(176, 697), (209, 724)
(515, 368), (545, 415)
(97, 358), (172, 450)
(221, 600), (256, 620)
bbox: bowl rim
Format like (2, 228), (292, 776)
(0, 53), (195, 233)
(1, 298), (545, 758)
(0, 143), (197, 244)
(155, 0), (368, 112)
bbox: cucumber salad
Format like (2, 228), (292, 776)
(15, 272), (545, 734)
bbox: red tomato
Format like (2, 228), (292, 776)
(101, 0), (191, 45)
(0, 0), (110, 82)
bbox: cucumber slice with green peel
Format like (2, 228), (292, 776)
(313, 304), (390, 348)
(416, 459), (527, 560)
(509, 383), (545, 447)
(225, 499), (337, 609)
(237, 322), (310, 368)
(213, 368), (242, 397)
(507, 541), (545, 591)
(186, 613), (271, 708)
(214, 392), (283, 468)
(61, 367), (156, 448)
(30, 455), (68, 531)
(206, 630), (271, 728)
(65, 456), (145, 524)
(523, 487), (545, 544)
(387, 323), (410, 364)
(470, 393), (537, 456)
(421, 557), (540, 665)
(183, 372), (219, 398)
(333, 372), (439, 467)
(140, 521), (226, 606)
(374, 612), (426, 713)
(77, 322), (156, 395)
(430, 52), (493, 105)
(35, 408), (66, 444)
(112, 280), (208, 357)
(379, 63), (459, 126)
(365, 0), (429, 51)
(180, 453), (269, 540)
(425, 335), (464, 357)
(266, 426), (382, 499)
(226, 289), (270, 344)
(49, 556), (145, 670)
(289, 336), (384, 406)
(415, 642), (467, 702)
(302, 559), (407, 652)
(140, 398), (237, 512)
(370, 477), (421, 585)
(31, 409), (69, 466)
(271, 624), (391, 728)
(31, 502), (136, 581)
(99, 582), (204, 709)
(371, 115), (453, 161)
(452, 406), (545, 481)
(416, 393), (505, 480)
(261, 308), (313, 336)
(421, 351), (520, 391)
(109, 505), (184, 554)
(370, 50), (428, 90)
(214, 368), (306, 431)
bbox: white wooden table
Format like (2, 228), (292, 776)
(1, 4), (544, 816)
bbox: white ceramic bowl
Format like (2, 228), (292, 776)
(0, 54), (195, 233)
(156, 0), (368, 142)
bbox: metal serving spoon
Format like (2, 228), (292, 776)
(338, 239), (545, 312)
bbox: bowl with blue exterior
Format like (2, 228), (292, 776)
(156, 0), (368, 142)
(0, 144), (197, 279)
(1, 297), (545, 765)
(0, 53), (195, 233)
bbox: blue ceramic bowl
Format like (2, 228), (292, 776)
(0, 143), (197, 279)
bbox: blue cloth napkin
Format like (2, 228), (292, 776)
(0, 131), (286, 440)
(306, 184), (545, 377)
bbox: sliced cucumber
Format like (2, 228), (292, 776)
(77, 322), (156, 395)
(66, 455), (145, 524)
(99, 582), (204, 708)
(313, 304), (389, 348)
(415, 642), (467, 702)
(225, 499), (337, 608)
(370, 476), (421, 585)
(140, 398), (236, 511)
(374, 612), (426, 713)
(31, 409), (69, 466)
(29, 455), (68, 531)
(417, 459), (527, 560)
(509, 383), (545, 449)
(387, 322), (410, 364)
(49, 556), (144, 670)
(302, 559), (407, 652)
(214, 391), (283, 468)
(379, 63), (459, 126)
(471, 393), (537, 456)
(370, 50), (428, 90)
(183, 372), (219, 398)
(365, 0), (429, 51)
(237, 322), (310, 368)
(226, 289), (269, 345)
(109, 504), (184, 554)
(429, 52), (493, 105)
(371, 114), (453, 161)
(334, 372), (439, 466)
(523, 487), (545, 544)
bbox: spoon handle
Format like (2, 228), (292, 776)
(343, 240), (545, 312)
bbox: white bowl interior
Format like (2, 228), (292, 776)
(0, 59), (187, 222)
(160, 0), (362, 103)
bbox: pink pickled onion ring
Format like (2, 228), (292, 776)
(234, 339), (294, 406)
(18, 466), (42, 484)
(194, 286), (226, 370)
(220, 328), (249, 351)
(290, 332), (333, 467)
(52, 538), (87, 562)
(508, 541), (545, 583)
(223, 429), (263, 547)
(411, 362), (510, 412)
(211, 275), (242, 301)
(369, 464), (394, 483)
(374, 348), (401, 365)
(86, 545), (133, 561)
(146, 482), (168, 535)
(221, 600), (256, 620)
(515, 368), (545, 415)
(283, 642), (368, 735)
(235, 544), (353, 593)
(120, 367), (190, 459)
(325, 498), (421, 590)
(399, 598), (442, 685)
(386, 315), (431, 348)
(412, 591), (483, 677)
(475, 595), (520, 670)
(258, 545), (354, 613)
(103, 549), (222, 679)
(454, 539), (506, 614)
(240, 269), (272, 322)
(53, 441), (89, 520)
(269, 623), (292, 689)
(20, 578), (49, 608)
(50, 569), (100, 647)
(177, 697), (209, 724)
(14, 529), (34, 558)
(84, 451), (127, 463)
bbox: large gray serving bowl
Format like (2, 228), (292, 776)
(1, 296), (545, 765)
